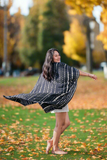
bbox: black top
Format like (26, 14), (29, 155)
(3, 62), (80, 113)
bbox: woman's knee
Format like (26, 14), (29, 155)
(55, 121), (64, 128)
(55, 124), (62, 132)
(64, 113), (70, 127)
(61, 120), (70, 131)
(66, 120), (70, 127)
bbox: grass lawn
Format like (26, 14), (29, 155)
(0, 76), (39, 86)
(0, 71), (105, 86)
(0, 105), (107, 160)
(0, 71), (107, 159)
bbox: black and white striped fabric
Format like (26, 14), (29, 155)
(3, 62), (80, 113)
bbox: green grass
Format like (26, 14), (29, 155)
(0, 105), (107, 160)
(0, 70), (107, 159)
(0, 71), (105, 87)
(0, 76), (39, 86)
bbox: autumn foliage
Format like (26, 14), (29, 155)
(65, 0), (107, 49)
(63, 18), (86, 63)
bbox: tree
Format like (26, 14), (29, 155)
(0, 7), (4, 66)
(63, 18), (86, 63)
(0, 0), (14, 70)
(0, 0), (24, 70)
(19, 0), (70, 69)
(65, 0), (107, 49)
(19, 0), (47, 68)
(97, 5), (107, 50)
(42, 0), (70, 62)
(9, 8), (25, 69)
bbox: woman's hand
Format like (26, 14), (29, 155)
(88, 73), (97, 80)
(79, 70), (97, 80)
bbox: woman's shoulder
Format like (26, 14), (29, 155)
(53, 62), (73, 70)
(57, 62), (68, 67)
(52, 62), (66, 69)
(58, 62), (72, 69)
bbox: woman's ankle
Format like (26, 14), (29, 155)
(53, 146), (59, 151)
(47, 139), (53, 144)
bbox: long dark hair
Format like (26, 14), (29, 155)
(42, 48), (60, 81)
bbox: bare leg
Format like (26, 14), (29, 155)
(60, 112), (70, 134)
(52, 112), (69, 154)
(46, 112), (70, 154)
(46, 139), (53, 154)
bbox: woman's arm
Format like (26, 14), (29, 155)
(79, 70), (97, 80)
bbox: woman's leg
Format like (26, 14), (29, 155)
(60, 112), (70, 134)
(46, 112), (70, 154)
(52, 112), (67, 154)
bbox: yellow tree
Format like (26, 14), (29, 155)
(97, 5), (107, 49)
(65, 0), (107, 49)
(63, 18), (86, 63)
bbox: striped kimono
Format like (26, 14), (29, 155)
(3, 62), (80, 113)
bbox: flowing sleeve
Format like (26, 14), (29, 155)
(66, 63), (80, 81)
(72, 67), (80, 80)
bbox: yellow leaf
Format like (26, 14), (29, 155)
(7, 146), (14, 152)
(70, 134), (76, 138)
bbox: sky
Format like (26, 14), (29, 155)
(0, 0), (33, 15)
(10, 0), (33, 15)
(93, 6), (104, 32)
(0, 0), (104, 31)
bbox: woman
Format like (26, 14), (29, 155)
(3, 48), (97, 155)
(44, 49), (97, 154)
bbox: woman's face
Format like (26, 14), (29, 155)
(53, 51), (61, 63)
